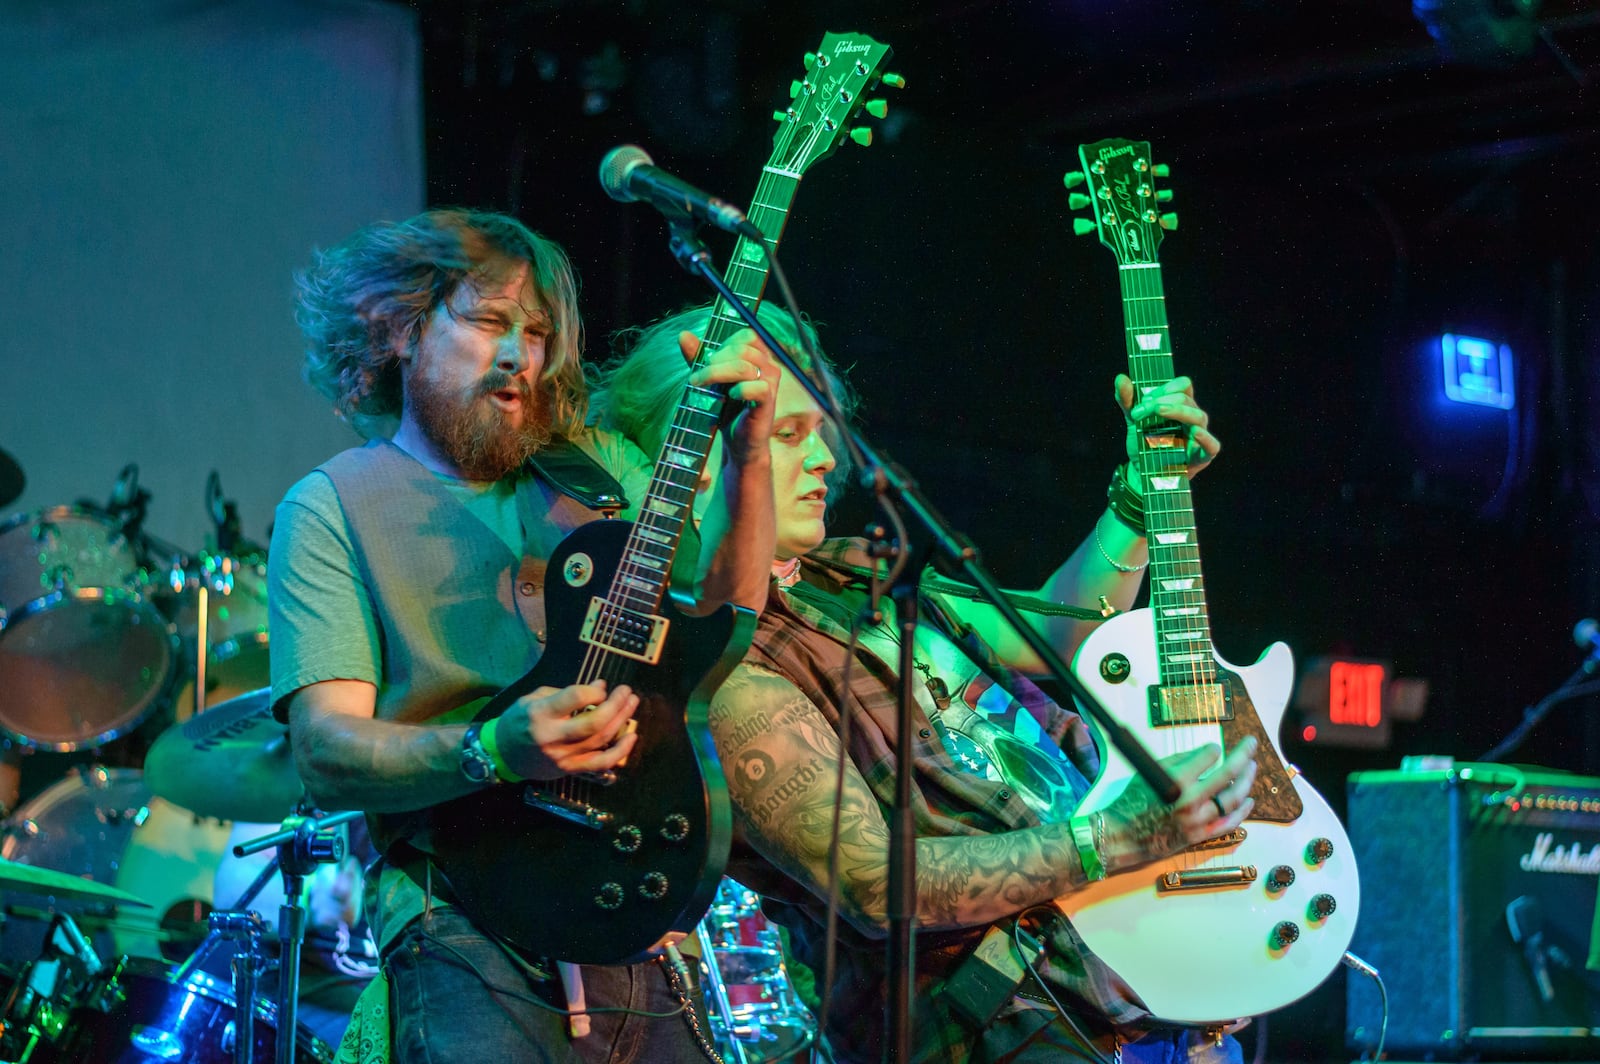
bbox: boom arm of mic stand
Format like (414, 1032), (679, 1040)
(670, 227), (1179, 803)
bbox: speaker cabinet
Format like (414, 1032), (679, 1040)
(1346, 768), (1600, 1058)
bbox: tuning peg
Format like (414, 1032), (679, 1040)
(1072, 218), (1098, 237)
(1152, 164), (1171, 177)
(772, 110), (790, 123)
(865, 99), (888, 119)
(1062, 171), (1086, 189)
(849, 127), (874, 148)
(881, 72), (906, 90)
(1159, 213), (1179, 230)
(1156, 189), (1174, 203)
(790, 79), (804, 98)
(1068, 192), (1093, 211)
(804, 52), (817, 70)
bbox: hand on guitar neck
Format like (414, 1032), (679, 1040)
(1116, 373), (1221, 479)
(1093, 735), (1258, 874)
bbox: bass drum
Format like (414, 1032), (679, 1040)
(61, 956), (333, 1063)
(698, 878), (817, 1064)
(0, 767), (231, 964)
(0, 507), (175, 750)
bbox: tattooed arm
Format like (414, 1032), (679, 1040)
(709, 663), (1260, 938)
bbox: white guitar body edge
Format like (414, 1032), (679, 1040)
(1056, 608), (1361, 1023)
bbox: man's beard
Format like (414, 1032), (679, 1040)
(407, 369), (552, 481)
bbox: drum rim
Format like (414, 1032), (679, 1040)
(0, 590), (179, 751)
(0, 504), (133, 540)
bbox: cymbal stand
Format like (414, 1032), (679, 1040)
(234, 810), (363, 1064)
(0, 912), (98, 1063)
(692, 921), (749, 1064)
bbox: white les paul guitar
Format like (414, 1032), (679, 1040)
(1053, 139), (1359, 1023)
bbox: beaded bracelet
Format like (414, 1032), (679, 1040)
(1094, 517), (1148, 574)
(1106, 463), (1146, 535)
(1070, 812), (1107, 882)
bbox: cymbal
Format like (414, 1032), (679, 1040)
(0, 856), (150, 908)
(145, 687), (305, 823)
(0, 447), (22, 509)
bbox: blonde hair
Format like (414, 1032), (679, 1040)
(593, 302), (857, 487)
(295, 208), (587, 439)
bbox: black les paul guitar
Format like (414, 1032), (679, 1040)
(426, 33), (898, 965)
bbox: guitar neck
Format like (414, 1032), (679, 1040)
(1119, 261), (1217, 686)
(606, 172), (799, 618)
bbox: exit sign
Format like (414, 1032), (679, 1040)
(1294, 656), (1393, 749)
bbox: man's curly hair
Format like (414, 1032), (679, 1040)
(295, 208), (587, 439)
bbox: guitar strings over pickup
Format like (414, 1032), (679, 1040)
(581, 597), (670, 664)
(523, 787), (613, 831)
(1150, 678), (1233, 725)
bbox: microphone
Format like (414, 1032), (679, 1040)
(598, 145), (763, 241)
(1506, 895), (1555, 1004)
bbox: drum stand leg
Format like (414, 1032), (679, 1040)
(0, 912), (97, 1064)
(694, 920), (750, 1064)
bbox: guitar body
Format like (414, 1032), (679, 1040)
(426, 518), (754, 964)
(1059, 608), (1360, 1022)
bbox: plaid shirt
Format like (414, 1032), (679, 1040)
(725, 539), (1158, 1064)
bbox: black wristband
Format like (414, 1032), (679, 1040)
(1106, 463), (1146, 535)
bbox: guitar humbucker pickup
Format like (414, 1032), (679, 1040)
(1149, 679), (1233, 725)
(580, 598), (669, 664)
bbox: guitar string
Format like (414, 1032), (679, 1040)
(558, 121), (815, 805)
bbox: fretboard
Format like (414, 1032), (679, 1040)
(1118, 261), (1216, 688)
(603, 168), (802, 617)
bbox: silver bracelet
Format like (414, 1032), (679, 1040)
(1094, 515), (1148, 573)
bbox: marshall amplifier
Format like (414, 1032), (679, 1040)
(1346, 767), (1600, 1059)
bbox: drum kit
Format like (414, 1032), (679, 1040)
(0, 451), (819, 1063)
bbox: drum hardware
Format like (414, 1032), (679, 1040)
(144, 689), (304, 824)
(0, 447), (23, 510)
(227, 810), (361, 1064)
(695, 879), (818, 1064)
(0, 910), (98, 1062)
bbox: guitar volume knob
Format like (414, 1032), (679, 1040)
(639, 872), (669, 900)
(594, 882), (625, 911)
(1309, 893), (1337, 921)
(1306, 837), (1335, 865)
(613, 825), (643, 853)
(660, 814), (691, 842)
(1270, 921), (1301, 949)
(1265, 865), (1296, 893)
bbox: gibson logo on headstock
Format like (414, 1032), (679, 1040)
(833, 40), (873, 57)
(1097, 143), (1137, 162)
(1521, 832), (1600, 875)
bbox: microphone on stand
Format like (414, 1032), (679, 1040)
(105, 463), (150, 544)
(206, 470), (241, 554)
(1506, 895), (1556, 1004)
(1573, 618), (1600, 672)
(598, 145), (764, 241)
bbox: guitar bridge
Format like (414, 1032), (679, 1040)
(1156, 865), (1257, 892)
(1191, 828), (1247, 852)
(522, 786), (614, 831)
(1150, 679), (1233, 725)
(581, 598), (669, 665)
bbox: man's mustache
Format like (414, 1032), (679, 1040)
(479, 371), (533, 403)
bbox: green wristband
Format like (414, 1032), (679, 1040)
(480, 715), (527, 783)
(1071, 813), (1106, 882)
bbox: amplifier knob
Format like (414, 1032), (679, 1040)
(1266, 865), (1296, 893)
(1270, 921), (1301, 949)
(1309, 893), (1337, 921)
(1305, 837), (1334, 865)
(640, 872), (670, 899)
(594, 882), (625, 910)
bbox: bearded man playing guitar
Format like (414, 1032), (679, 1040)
(270, 209), (782, 1063)
(598, 303), (1255, 1064)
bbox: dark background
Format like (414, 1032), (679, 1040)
(411, 2), (1598, 1057)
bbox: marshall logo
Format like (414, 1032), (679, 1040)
(1520, 832), (1600, 874)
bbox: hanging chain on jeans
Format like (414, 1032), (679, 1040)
(659, 944), (725, 1064)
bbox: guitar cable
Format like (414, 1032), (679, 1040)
(1342, 950), (1388, 1063)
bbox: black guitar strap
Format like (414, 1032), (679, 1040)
(525, 435), (631, 514)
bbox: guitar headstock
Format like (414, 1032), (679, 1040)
(770, 31), (899, 173)
(1065, 138), (1176, 266)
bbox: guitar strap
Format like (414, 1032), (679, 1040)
(525, 435), (631, 513)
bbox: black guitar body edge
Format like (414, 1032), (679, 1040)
(425, 518), (753, 964)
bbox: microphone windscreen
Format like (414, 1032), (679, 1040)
(598, 144), (652, 203)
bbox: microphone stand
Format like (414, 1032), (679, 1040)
(233, 809), (363, 1064)
(663, 219), (1179, 1062)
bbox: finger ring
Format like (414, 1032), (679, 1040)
(1212, 795), (1227, 818)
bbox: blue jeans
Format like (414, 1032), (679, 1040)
(385, 907), (711, 1064)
